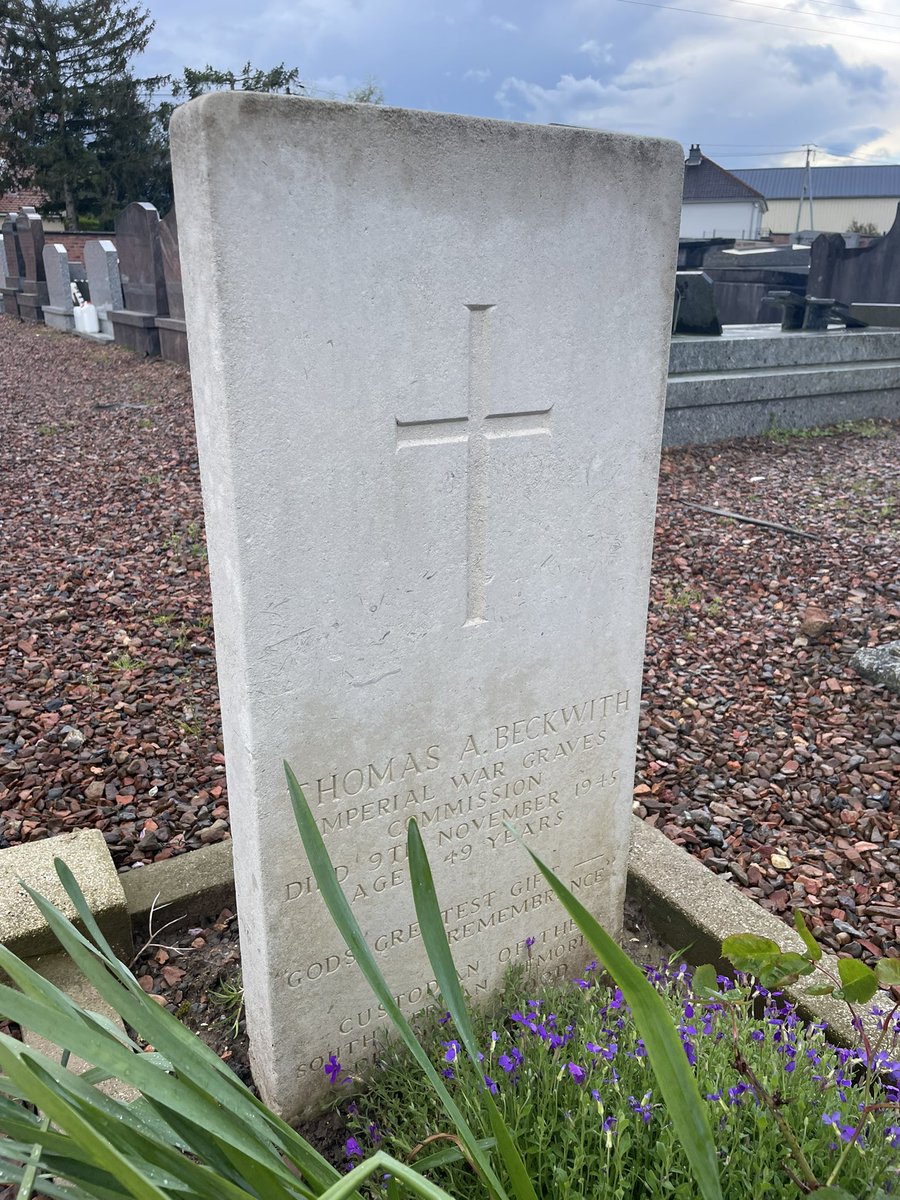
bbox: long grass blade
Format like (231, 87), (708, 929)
(407, 818), (538, 1200)
(0, 1042), (170, 1200)
(508, 826), (724, 1200)
(318, 1151), (459, 1200)
(16, 879), (345, 1195)
(285, 762), (511, 1200)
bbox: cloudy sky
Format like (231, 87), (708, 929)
(136, 0), (900, 170)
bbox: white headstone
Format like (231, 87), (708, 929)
(171, 94), (683, 1119)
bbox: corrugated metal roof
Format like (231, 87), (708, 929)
(733, 165), (900, 199)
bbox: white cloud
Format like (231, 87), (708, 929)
(464, 68), (492, 83)
(490, 15), (519, 32)
(578, 38), (613, 66)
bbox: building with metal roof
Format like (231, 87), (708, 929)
(732, 165), (900, 236)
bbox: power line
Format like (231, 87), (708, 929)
(723, 0), (900, 31)
(613, 0), (900, 43)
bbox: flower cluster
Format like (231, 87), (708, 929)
(331, 957), (900, 1197)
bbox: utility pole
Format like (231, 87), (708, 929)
(794, 144), (817, 239)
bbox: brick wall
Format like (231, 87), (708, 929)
(44, 231), (116, 265)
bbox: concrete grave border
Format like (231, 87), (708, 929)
(3, 821), (872, 1051)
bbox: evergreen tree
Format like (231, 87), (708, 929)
(0, 0), (162, 228)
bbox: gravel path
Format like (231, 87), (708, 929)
(1, 318), (898, 962)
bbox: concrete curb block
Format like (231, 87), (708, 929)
(0, 830), (131, 959)
(120, 840), (235, 928)
(6, 823), (872, 1051)
(119, 821), (875, 1048)
(628, 815), (875, 1047)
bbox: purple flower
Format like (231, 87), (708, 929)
(886, 1126), (900, 1149)
(345, 1137), (363, 1159)
(525, 936), (535, 948)
(484, 1074), (498, 1094)
(324, 1054), (343, 1084)
(602, 1115), (617, 1133)
(499, 1054), (516, 1073)
(368, 1122), (381, 1145)
(438, 1011), (452, 1025)
(568, 1062), (586, 1085)
(443, 1040), (460, 1063)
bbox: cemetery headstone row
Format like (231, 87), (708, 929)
(1, 201), (186, 365)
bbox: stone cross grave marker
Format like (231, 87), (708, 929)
(171, 94), (683, 1119)
(84, 239), (123, 339)
(42, 243), (75, 330)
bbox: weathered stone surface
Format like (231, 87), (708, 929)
(673, 270), (722, 336)
(42, 243), (76, 330)
(171, 93), (683, 1118)
(2, 215), (25, 284)
(851, 641), (900, 694)
(0, 830), (131, 958)
(113, 202), (168, 316)
(84, 239), (123, 337)
(15, 208), (45, 283)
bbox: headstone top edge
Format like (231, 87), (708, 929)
(171, 90), (684, 164)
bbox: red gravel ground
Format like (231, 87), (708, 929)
(1, 319), (898, 963)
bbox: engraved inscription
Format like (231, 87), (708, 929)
(395, 303), (553, 626)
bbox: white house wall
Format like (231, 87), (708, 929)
(680, 200), (762, 239)
(762, 197), (900, 236)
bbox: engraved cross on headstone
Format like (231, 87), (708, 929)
(396, 304), (552, 626)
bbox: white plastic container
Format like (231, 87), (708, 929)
(75, 302), (100, 334)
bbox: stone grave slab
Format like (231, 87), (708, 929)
(171, 94), (683, 1118)
(1, 216), (25, 317)
(83, 239), (123, 341)
(42, 243), (76, 331)
(673, 270), (722, 336)
(157, 207), (189, 366)
(16, 208), (49, 322)
(109, 202), (167, 355)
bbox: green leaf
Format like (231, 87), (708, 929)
(875, 958), (900, 988)
(836, 958), (877, 1004)
(691, 964), (720, 999)
(407, 819), (538, 1200)
(759, 953), (815, 988)
(794, 910), (822, 963)
(805, 985), (836, 996)
(0, 1041), (170, 1200)
(806, 1189), (856, 1199)
(319, 1151), (458, 1200)
(507, 824), (723, 1200)
(285, 762), (510, 1200)
(721, 934), (782, 977)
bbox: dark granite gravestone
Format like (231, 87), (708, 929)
(807, 203), (900, 309)
(16, 208), (49, 323)
(673, 271), (722, 336)
(42, 243), (75, 330)
(108, 201), (168, 355)
(83, 239), (123, 340)
(1, 216), (26, 318)
(156, 207), (188, 366)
